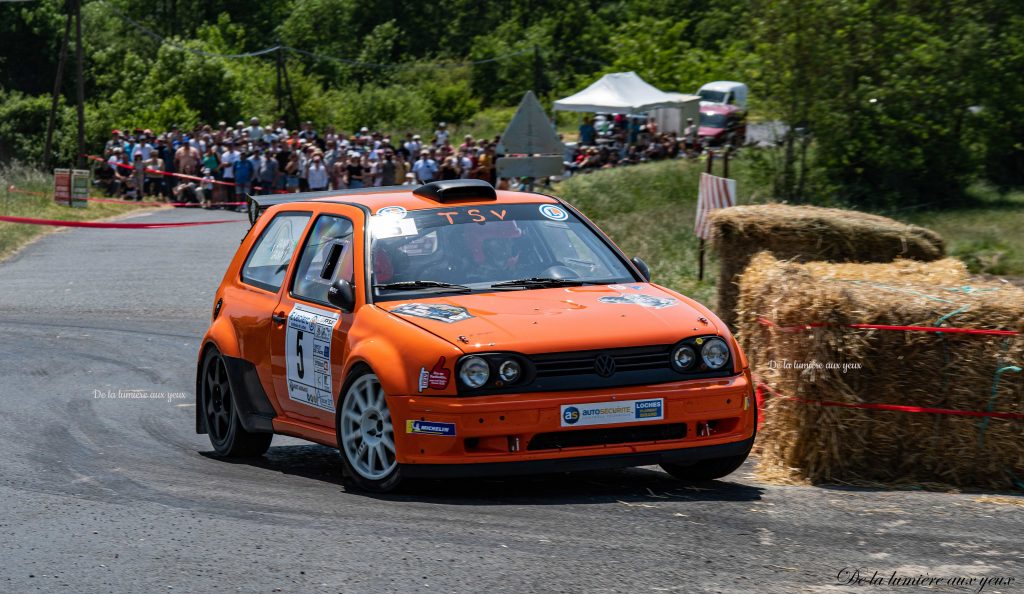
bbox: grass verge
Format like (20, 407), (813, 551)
(0, 164), (144, 260)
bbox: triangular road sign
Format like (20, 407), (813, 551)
(496, 91), (564, 155)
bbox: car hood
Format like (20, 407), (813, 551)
(379, 284), (720, 354)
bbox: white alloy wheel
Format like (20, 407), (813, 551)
(339, 373), (397, 481)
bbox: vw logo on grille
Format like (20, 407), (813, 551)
(594, 354), (617, 377)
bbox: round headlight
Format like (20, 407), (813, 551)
(671, 345), (696, 371)
(701, 337), (730, 369)
(498, 359), (521, 383)
(459, 356), (490, 388)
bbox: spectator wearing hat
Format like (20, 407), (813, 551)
(200, 168), (215, 207)
(143, 149), (164, 198)
(412, 149), (438, 184)
(345, 154), (365, 189)
(245, 117), (262, 140)
(306, 152), (329, 191)
(433, 122), (448, 147)
(105, 130), (123, 157)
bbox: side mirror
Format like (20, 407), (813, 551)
(327, 278), (356, 312)
(631, 256), (652, 282)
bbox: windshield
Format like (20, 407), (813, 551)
(699, 112), (727, 128)
(699, 90), (727, 103)
(369, 203), (636, 300)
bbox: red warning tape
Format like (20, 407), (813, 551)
(0, 215), (243, 229)
(754, 380), (1024, 420)
(84, 154), (287, 194)
(758, 317), (1020, 336)
(8, 183), (246, 208)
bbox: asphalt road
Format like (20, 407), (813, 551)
(0, 207), (1021, 594)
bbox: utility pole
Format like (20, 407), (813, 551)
(275, 47), (283, 119)
(74, 0), (86, 169)
(532, 45), (542, 96)
(43, 4), (73, 171)
(280, 52), (301, 128)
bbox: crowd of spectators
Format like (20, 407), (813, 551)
(565, 114), (700, 174)
(94, 113), (703, 205)
(95, 118), (502, 207)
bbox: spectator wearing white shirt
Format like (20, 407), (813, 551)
(306, 153), (329, 191)
(403, 133), (421, 159)
(412, 150), (438, 184)
(433, 122), (449, 147)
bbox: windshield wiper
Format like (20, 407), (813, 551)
(374, 280), (473, 293)
(490, 277), (591, 289)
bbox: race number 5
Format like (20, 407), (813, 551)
(295, 330), (305, 378)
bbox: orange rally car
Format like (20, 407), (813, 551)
(196, 179), (755, 492)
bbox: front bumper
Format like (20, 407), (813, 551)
(388, 372), (755, 471)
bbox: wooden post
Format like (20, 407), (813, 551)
(723, 146), (730, 179)
(43, 6), (73, 171)
(74, 0), (86, 169)
(698, 150), (714, 281)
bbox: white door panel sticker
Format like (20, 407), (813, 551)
(285, 303), (340, 412)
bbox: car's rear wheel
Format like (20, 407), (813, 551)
(201, 348), (272, 457)
(336, 371), (402, 492)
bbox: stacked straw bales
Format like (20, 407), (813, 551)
(739, 253), (1024, 489)
(709, 204), (945, 327)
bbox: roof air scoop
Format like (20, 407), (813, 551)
(413, 180), (497, 202)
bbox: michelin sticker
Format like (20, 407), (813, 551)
(538, 204), (569, 221)
(390, 303), (473, 323)
(598, 294), (678, 309)
(406, 420), (456, 436)
(561, 398), (664, 427)
(285, 303), (340, 412)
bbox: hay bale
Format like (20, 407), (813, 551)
(739, 253), (1024, 490)
(709, 203), (945, 327)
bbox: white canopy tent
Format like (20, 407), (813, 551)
(553, 72), (699, 134)
(553, 71), (698, 114)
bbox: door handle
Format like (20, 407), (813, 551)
(272, 312), (287, 324)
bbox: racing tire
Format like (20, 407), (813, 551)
(201, 348), (273, 458)
(660, 451), (750, 482)
(661, 407), (757, 482)
(336, 370), (403, 493)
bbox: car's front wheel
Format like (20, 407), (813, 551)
(336, 370), (402, 492)
(201, 348), (272, 457)
(660, 451), (750, 482)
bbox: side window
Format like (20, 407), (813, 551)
(240, 212), (312, 293)
(292, 215), (356, 305)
